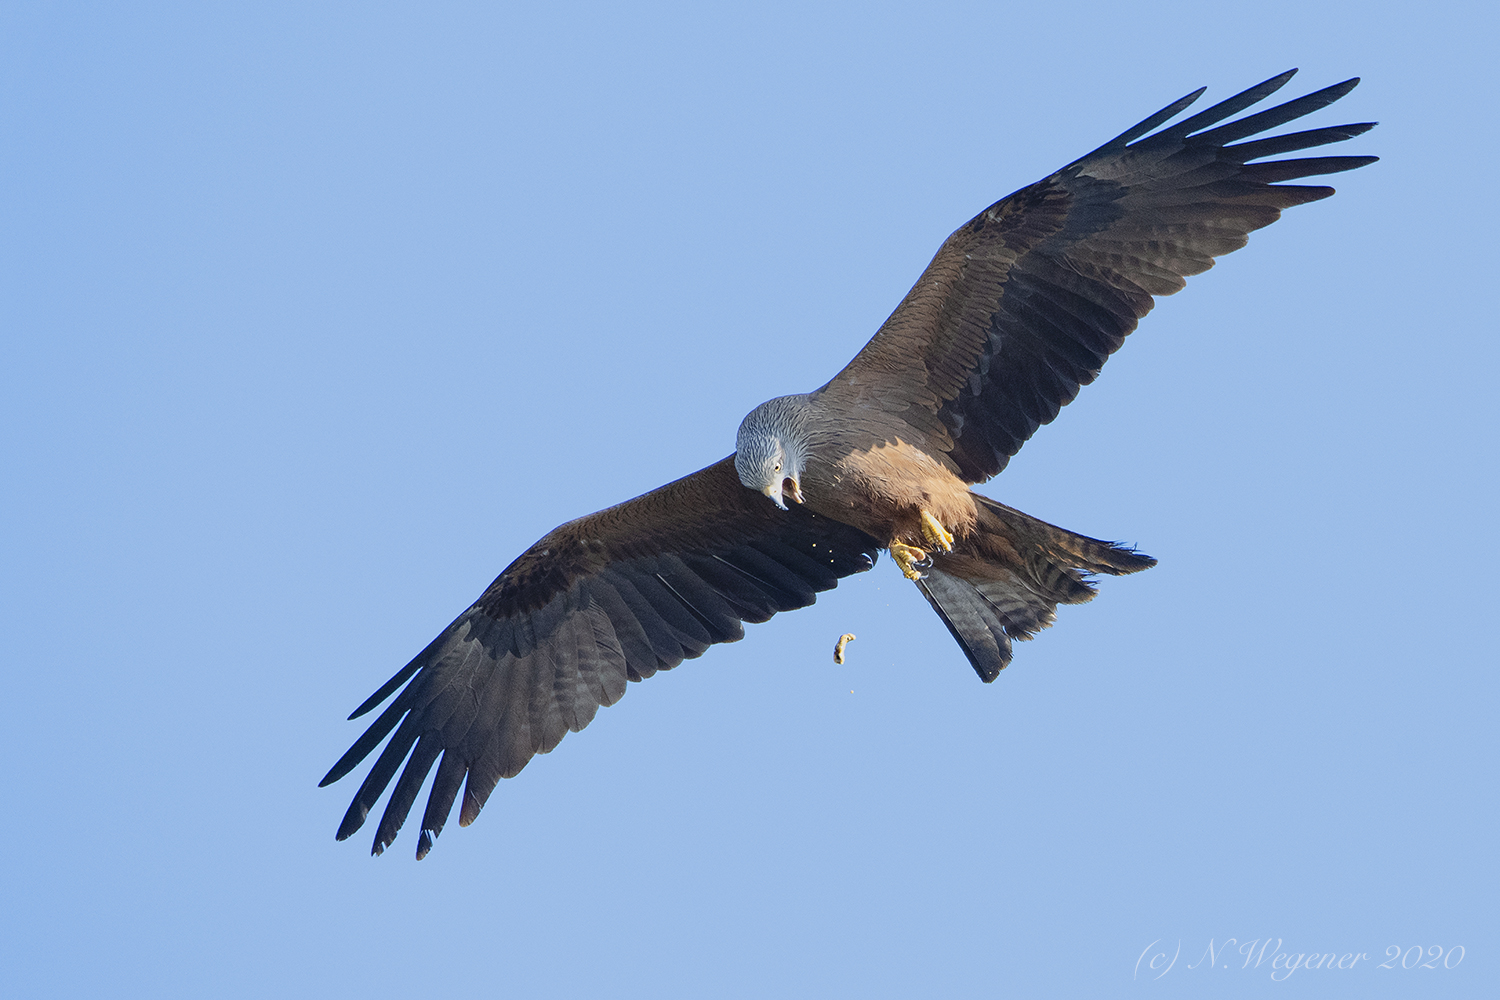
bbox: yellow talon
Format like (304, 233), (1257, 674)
(889, 542), (930, 581)
(920, 510), (954, 552)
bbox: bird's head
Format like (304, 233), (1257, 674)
(735, 397), (807, 510)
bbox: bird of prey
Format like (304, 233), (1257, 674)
(323, 70), (1375, 858)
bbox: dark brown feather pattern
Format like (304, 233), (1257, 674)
(321, 457), (879, 857)
(324, 70), (1374, 856)
(825, 72), (1375, 482)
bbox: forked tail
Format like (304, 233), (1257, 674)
(917, 496), (1155, 681)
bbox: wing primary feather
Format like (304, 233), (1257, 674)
(335, 710), (424, 841)
(372, 731), (444, 855)
(346, 625), (456, 719)
(1227, 122), (1377, 161)
(452, 643), (528, 822)
(1188, 78), (1361, 146)
(320, 688), (415, 787)
(459, 752), (503, 828)
(1240, 155), (1380, 183)
(1147, 69), (1299, 142)
(1248, 184), (1336, 206)
(416, 748), (469, 859)
(1073, 87), (1206, 161)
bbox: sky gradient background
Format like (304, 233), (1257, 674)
(3, 2), (1495, 997)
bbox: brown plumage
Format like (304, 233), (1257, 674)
(323, 69), (1376, 857)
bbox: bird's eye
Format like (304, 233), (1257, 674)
(774, 462), (781, 472)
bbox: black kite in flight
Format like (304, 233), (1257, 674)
(323, 70), (1376, 857)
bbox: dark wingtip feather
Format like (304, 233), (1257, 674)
(349, 671), (412, 719)
(319, 691), (412, 787)
(349, 671), (411, 719)
(1191, 77), (1363, 147)
(371, 826), (396, 855)
(1150, 69), (1300, 142)
(1245, 154), (1380, 183)
(1227, 122), (1378, 162)
(348, 648), (434, 719)
(1269, 184), (1338, 205)
(335, 799), (370, 842)
(1072, 86), (1207, 164)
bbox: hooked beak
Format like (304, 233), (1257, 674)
(760, 477), (803, 510)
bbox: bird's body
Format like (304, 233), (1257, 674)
(323, 70), (1376, 858)
(739, 392), (977, 547)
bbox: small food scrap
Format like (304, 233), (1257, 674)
(833, 632), (856, 664)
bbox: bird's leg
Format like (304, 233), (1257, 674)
(919, 510), (954, 553)
(889, 542), (931, 582)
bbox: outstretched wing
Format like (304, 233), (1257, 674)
(823, 70), (1377, 483)
(321, 457), (879, 858)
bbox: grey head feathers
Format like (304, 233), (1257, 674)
(734, 394), (812, 509)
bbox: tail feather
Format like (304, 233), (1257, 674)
(917, 569), (1024, 682)
(918, 496), (1155, 682)
(972, 495), (1156, 583)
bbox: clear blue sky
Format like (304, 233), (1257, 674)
(2, 3), (1494, 997)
